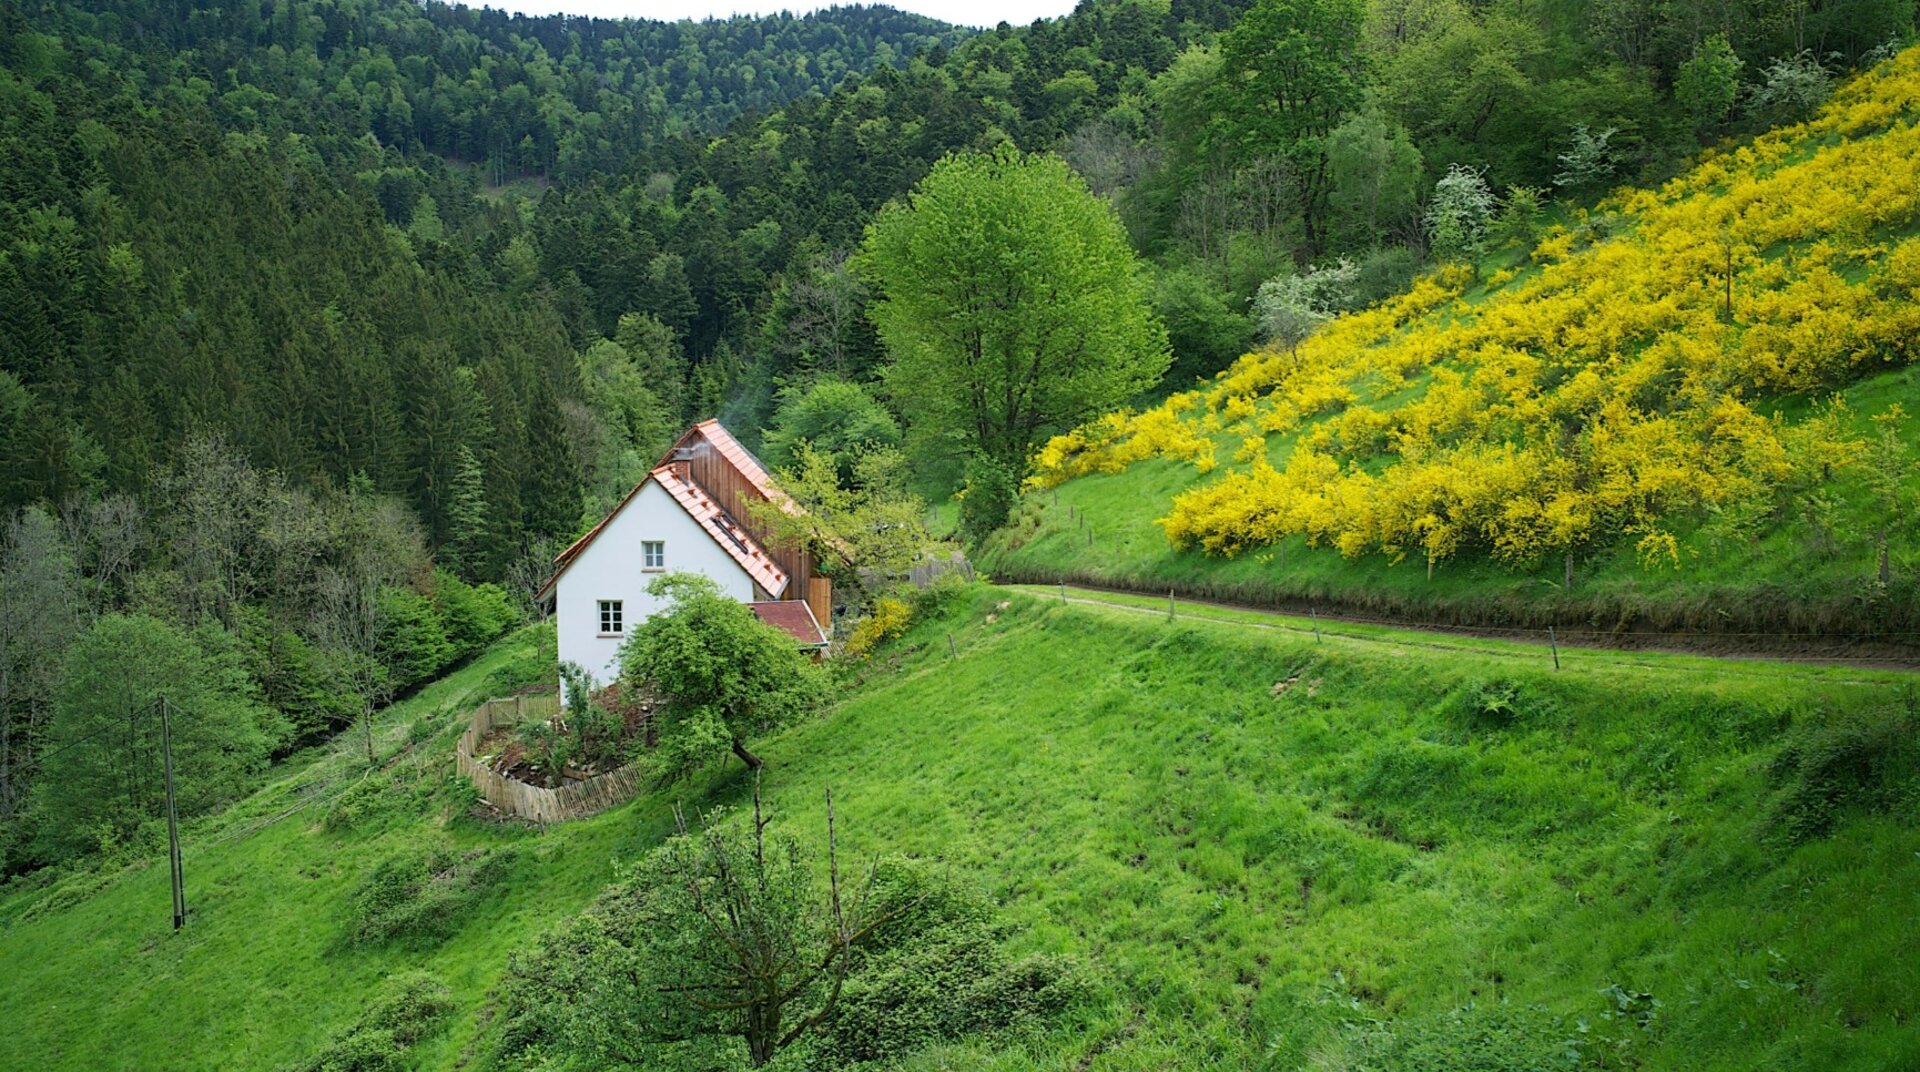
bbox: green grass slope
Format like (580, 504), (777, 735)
(3, 594), (1918, 1069)
(983, 367), (1920, 652)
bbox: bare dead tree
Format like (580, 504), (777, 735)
(311, 489), (420, 764)
(0, 507), (82, 818)
(1062, 119), (1158, 204)
(505, 535), (564, 621)
(158, 435), (272, 626)
(645, 777), (913, 1066)
(775, 249), (866, 377)
(59, 491), (142, 623)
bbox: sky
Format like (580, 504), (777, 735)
(494, 0), (1077, 29)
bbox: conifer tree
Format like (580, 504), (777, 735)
(443, 446), (490, 580)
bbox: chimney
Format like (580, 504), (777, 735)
(669, 444), (696, 484)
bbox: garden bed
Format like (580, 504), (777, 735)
(453, 691), (649, 824)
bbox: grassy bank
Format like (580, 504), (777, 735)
(980, 366), (1920, 659)
(2, 593), (1917, 1069)
(988, 51), (1920, 649)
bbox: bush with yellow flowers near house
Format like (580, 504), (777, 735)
(1037, 45), (1920, 573)
(843, 596), (912, 658)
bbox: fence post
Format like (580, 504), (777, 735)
(1168, 589), (1175, 622)
(1548, 626), (1561, 671)
(1311, 607), (1322, 644)
(159, 696), (186, 930)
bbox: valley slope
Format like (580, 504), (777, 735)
(2, 590), (1915, 1069)
(987, 47), (1920, 653)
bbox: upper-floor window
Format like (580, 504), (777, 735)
(599, 600), (623, 635)
(642, 541), (665, 570)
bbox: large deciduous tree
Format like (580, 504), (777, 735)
(1212, 0), (1366, 252)
(33, 615), (272, 860)
(619, 574), (825, 774)
(858, 147), (1170, 482)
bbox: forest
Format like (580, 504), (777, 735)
(3, 0), (1917, 864)
(3, 0), (1920, 1068)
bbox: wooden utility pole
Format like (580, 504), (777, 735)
(159, 696), (185, 930)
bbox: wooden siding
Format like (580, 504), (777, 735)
(806, 576), (832, 632)
(682, 432), (816, 601)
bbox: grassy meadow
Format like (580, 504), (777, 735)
(2, 588), (1917, 1069)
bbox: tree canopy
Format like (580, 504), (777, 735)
(33, 615), (274, 860)
(860, 147), (1170, 476)
(618, 573), (825, 774)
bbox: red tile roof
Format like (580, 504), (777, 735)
(535, 423), (794, 601)
(659, 419), (805, 518)
(651, 464), (790, 597)
(748, 600), (829, 647)
(669, 419), (854, 559)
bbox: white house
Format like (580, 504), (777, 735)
(538, 421), (832, 695)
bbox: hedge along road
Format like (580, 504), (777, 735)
(997, 582), (1920, 683)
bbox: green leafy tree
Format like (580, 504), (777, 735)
(860, 147), (1170, 476)
(34, 615), (271, 860)
(1212, 0), (1367, 252)
(760, 380), (902, 480)
(1492, 185), (1547, 252)
(753, 443), (935, 598)
(958, 455), (1021, 543)
(499, 818), (1083, 1070)
(1677, 35), (1745, 133)
(1326, 108), (1424, 247)
(615, 313), (692, 422)
(619, 574), (825, 773)
(1153, 266), (1256, 385)
(622, 786), (890, 1066)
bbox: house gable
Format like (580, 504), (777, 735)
(552, 477), (758, 689)
(545, 419), (838, 692)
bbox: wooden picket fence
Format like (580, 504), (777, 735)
(455, 693), (644, 824)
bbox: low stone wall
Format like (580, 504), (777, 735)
(455, 694), (644, 824)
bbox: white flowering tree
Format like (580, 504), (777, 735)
(1424, 164), (1496, 265)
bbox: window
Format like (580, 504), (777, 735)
(598, 600), (623, 635)
(642, 541), (665, 570)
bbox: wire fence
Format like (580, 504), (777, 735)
(1012, 583), (1920, 688)
(999, 571), (1920, 656)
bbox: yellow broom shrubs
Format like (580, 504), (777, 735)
(1034, 46), (1920, 571)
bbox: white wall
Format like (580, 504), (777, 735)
(554, 478), (755, 696)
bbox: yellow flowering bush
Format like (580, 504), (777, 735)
(1041, 46), (1920, 572)
(843, 597), (912, 658)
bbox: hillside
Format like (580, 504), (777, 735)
(2, 589), (1915, 1069)
(988, 47), (1920, 651)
